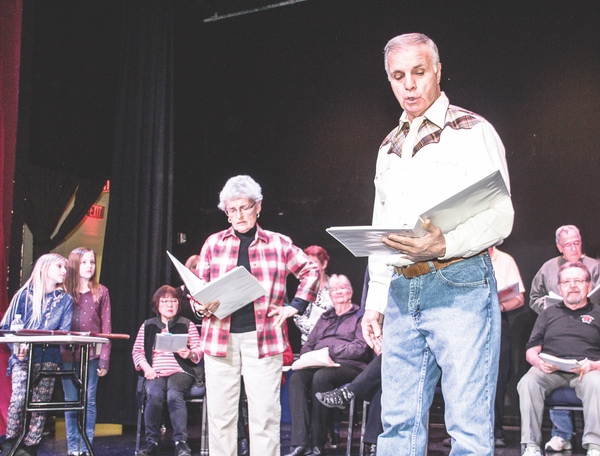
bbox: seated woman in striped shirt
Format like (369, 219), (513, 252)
(132, 285), (202, 456)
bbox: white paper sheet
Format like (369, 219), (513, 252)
(167, 251), (267, 319)
(498, 282), (520, 303)
(539, 353), (583, 372)
(154, 333), (188, 352)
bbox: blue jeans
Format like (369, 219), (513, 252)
(144, 372), (194, 444)
(550, 409), (573, 441)
(378, 253), (500, 456)
(62, 358), (99, 454)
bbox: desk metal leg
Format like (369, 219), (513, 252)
(78, 344), (95, 456)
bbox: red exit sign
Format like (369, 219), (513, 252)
(87, 204), (104, 219)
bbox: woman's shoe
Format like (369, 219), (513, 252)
(284, 446), (311, 456)
(1, 438), (17, 455)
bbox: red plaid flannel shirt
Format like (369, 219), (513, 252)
(197, 224), (319, 358)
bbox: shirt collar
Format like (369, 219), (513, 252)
(556, 299), (593, 312)
(222, 223), (268, 243)
(399, 91), (449, 130)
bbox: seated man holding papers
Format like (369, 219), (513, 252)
(518, 262), (600, 456)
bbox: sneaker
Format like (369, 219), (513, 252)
(175, 441), (192, 456)
(587, 445), (600, 456)
(315, 387), (354, 409)
(545, 436), (572, 451)
(522, 445), (542, 456)
(137, 442), (159, 456)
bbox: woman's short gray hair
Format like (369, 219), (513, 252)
(218, 175), (263, 211)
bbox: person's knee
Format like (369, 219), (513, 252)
(517, 372), (538, 396)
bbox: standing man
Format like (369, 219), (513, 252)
(529, 225), (600, 452)
(490, 247), (526, 447)
(361, 33), (514, 455)
(518, 261), (600, 456)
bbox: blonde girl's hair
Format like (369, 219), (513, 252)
(1, 253), (67, 329)
(65, 247), (101, 305)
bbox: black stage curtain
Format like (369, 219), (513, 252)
(24, 163), (105, 261)
(98, 1), (175, 425)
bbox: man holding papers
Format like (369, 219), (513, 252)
(528, 224), (600, 452)
(518, 262), (600, 456)
(194, 175), (319, 456)
(361, 33), (514, 455)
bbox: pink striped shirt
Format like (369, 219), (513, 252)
(132, 321), (202, 377)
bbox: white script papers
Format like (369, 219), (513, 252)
(539, 353), (585, 372)
(291, 347), (340, 370)
(167, 251), (267, 320)
(327, 170), (509, 257)
(155, 333), (188, 352)
(498, 282), (520, 303)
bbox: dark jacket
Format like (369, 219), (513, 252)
(142, 315), (196, 376)
(301, 303), (370, 370)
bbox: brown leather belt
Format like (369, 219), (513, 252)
(394, 251), (486, 279)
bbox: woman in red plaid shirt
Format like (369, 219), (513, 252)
(193, 175), (320, 456)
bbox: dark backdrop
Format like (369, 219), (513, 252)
(17, 0), (600, 425)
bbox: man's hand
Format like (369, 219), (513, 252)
(97, 368), (108, 377)
(362, 309), (384, 355)
(268, 305), (298, 328)
(537, 360), (560, 374)
(382, 219), (446, 262)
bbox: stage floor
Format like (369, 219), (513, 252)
(33, 419), (589, 455)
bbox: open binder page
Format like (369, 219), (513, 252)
(326, 226), (423, 257)
(328, 170), (509, 257)
(167, 251), (267, 319)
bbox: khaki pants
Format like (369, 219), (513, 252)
(518, 367), (600, 448)
(204, 331), (283, 456)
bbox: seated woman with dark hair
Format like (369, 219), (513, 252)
(285, 274), (371, 456)
(132, 285), (202, 456)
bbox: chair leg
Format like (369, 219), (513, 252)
(346, 397), (356, 456)
(359, 400), (369, 456)
(135, 405), (144, 454)
(200, 397), (209, 455)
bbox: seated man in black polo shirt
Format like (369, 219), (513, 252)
(518, 261), (600, 456)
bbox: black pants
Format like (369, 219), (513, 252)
(289, 364), (362, 447)
(494, 315), (511, 438)
(347, 355), (382, 444)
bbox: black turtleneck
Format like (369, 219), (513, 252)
(230, 226), (257, 333)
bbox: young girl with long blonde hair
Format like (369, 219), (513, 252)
(0, 253), (73, 456)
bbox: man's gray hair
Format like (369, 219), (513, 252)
(384, 33), (440, 80)
(557, 261), (591, 283)
(555, 225), (581, 244)
(218, 175), (263, 211)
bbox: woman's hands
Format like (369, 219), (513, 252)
(191, 298), (220, 318)
(268, 305), (298, 328)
